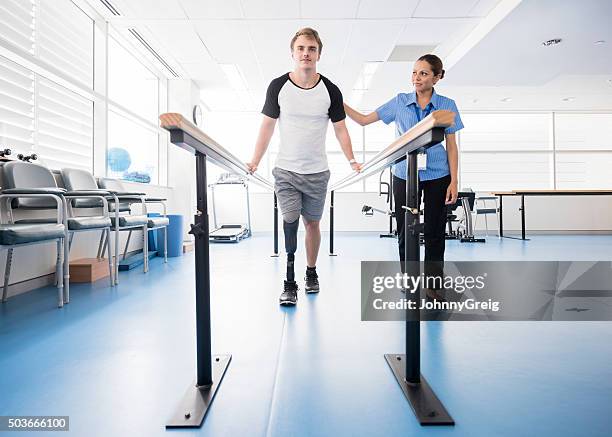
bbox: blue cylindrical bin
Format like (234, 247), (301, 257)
(160, 214), (184, 257)
(147, 213), (160, 252)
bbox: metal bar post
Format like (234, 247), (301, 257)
(405, 152), (420, 383)
(520, 194), (526, 240)
(167, 151), (231, 428)
(195, 152), (212, 387)
(329, 190), (336, 256)
(272, 192), (279, 257)
(498, 195), (504, 237)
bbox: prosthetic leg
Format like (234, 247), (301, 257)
(279, 214), (299, 305)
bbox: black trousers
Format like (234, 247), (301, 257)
(393, 174), (451, 281)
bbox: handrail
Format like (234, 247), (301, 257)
(329, 110), (456, 191)
(159, 113), (274, 190)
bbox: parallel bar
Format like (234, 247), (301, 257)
(405, 153), (420, 383)
(329, 190), (336, 256)
(498, 195), (504, 237)
(166, 152), (231, 428)
(330, 128), (446, 192)
(272, 193), (279, 257)
(169, 129), (273, 191)
(195, 152), (212, 386)
(520, 194), (526, 240)
(388, 171), (394, 235)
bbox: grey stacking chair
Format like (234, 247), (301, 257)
(0, 185), (65, 307)
(61, 168), (148, 285)
(2, 161), (114, 305)
(98, 177), (169, 263)
(474, 194), (500, 237)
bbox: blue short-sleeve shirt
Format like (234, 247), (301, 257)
(376, 89), (463, 181)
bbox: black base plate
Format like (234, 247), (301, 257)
(166, 354), (231, 428)
(501, 235), (530, 241)
(460, 237), (486, 243)
(385, 354), (454, 426)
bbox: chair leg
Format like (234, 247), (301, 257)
(484, 214), (489, 237)
(106, 228), (114, 287)
(164, 226), (168, 263)
(495, 210), (501, 237)
(97, 230), (105, 259)
(114, 225), (120, 286)
(2, 248), (13, 303)
(57, 239), (64, 308)
(123, 230), (132, 261)
(64, 231), (70, 304)
(143, 226), (148, 273)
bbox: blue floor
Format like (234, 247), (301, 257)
(1, 233), (612, 436)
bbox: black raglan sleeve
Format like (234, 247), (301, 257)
(261, 74), (288, 119)
(321, 76), (346, 123)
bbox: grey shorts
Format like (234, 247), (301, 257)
(272, 167), (330, 222)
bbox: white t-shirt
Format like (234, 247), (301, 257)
(262, 73), (345, 174)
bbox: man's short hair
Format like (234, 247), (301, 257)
(290, 27), (323, 54)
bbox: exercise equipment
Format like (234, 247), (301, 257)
(445, 191), (485, 243)
(209, 173), (251, 243)
(17, 153), (37, 162)
(328, 109), (456, 426)
(160, 112), (273, 429)
(361, 168), (397, 238)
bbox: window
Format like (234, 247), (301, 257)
(555, 113), (612, 189)
(107, 110), (158, 184)
(36, 77), (93, 170)
(459, 113), (553, 191)
(108, 37), (158, 122)
(38, 0), (94, 87)
(107, 37), (160, 183)
(0, 0), (35, 54)
(0, 0), (94, 171)
(0, 56), (35, 154)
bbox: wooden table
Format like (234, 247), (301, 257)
(492, 190), (612, 240)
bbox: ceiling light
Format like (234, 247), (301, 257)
(220, 64), (248, 91)
(500, 97), (512, 102)
(594, 40), (606, 45)
(542, 38), (562, 46)
(351, 62), (382, 105)
(562, 97), (575, 102)
(353, 61), (382, 90)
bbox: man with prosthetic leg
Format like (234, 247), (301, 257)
(247, 27), (361, 305)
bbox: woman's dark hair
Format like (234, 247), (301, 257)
(417, 54), (445, 79)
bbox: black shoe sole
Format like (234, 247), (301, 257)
(279, 299), (297, 306)
(305, 286), (319, 294)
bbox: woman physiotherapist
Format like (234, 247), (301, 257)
(344, 54), (464, 290)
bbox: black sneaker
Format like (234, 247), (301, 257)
(304, 269), (320, 293)
(279, 281), (298, 305)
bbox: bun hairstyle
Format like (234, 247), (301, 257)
(417, 54), (445, 79)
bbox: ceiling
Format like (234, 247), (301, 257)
(94, 0), (612, 111)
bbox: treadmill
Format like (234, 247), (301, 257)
(209, 173), (252, 243)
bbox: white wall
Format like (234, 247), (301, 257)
(166, 79), (200, 240)
(213, 189), (612, 235)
